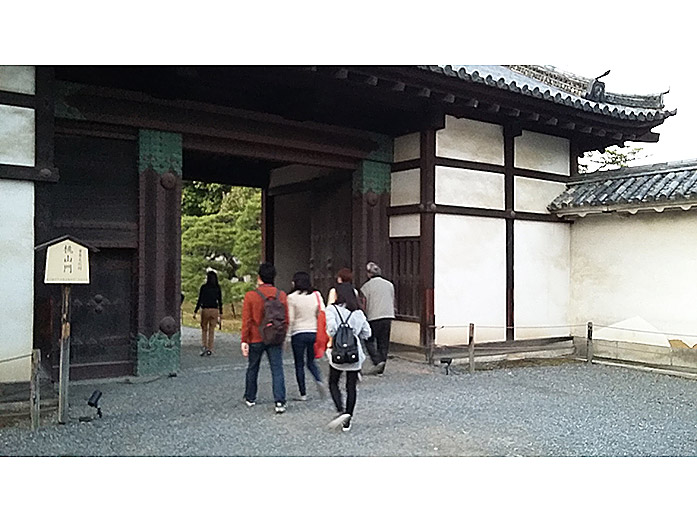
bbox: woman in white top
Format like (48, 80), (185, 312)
(287, 271), (327, 400)
(324, 282), (372, 432)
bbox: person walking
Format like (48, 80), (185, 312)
(241, 262), (289, 414)
(360, 262), (395, 376)
(193, 270), (223, 357)
(325, 282), (371, 432)
(326, 267), (353, 305)
(287, 271), (328, 401)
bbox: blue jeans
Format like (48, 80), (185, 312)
(291, 332), (322, 396)
(244, 343), (286, 404)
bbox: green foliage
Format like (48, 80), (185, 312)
(181, 181), (228, 216)
(181, 184), (262, 307)
(579, 146), (645, 174)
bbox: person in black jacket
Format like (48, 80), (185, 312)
(193, 270), (223, 356)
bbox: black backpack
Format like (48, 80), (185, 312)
(255, 289), (287, 346)
(331, 305), (360, 365)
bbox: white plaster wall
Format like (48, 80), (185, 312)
(394, 133), (420, 162)
(0, 104), (35, 167)
(514, 130), (570, 175)
(0, 66), (35, 95)
(434, 214), (506, 345)
(436, 116), (504, 166)
(391, 320), (420, 347)
(0, 180), (34, 382)
(389, 214), (420, 237)
(570, 212), (697, 348)
(390, 168), (420, 206)
(514, 177), (567, 214)
(514, 221), (571, 339)
(435, 166), (505, 209)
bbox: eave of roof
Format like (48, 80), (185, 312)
(549, 159), (697, 216)
(419, 65), (677, 123)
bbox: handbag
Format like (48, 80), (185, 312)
(313, 291), (330, 359)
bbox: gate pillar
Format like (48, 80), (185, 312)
(136, 130), (182, 375)
(351, 135), (393, 287)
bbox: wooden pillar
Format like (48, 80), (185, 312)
(351, 154), (392, 287)
(504, 126), (518, 342)
(419, 129), (436, 348)
(261, 188), (275, 264)
(57, 284), (71, 424)
(136, 130), (182, 376)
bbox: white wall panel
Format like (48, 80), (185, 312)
(514, 130), (570, 175)
(0, 180), (34, 382)
(436, 116), (504, 165)
(394, 133), (420, 162)
(435, 166), (504, 209)
(514, 221), (571, 339)
(514, 177), (567, 214)
(570, 212), (697, 348)
(434, 214), (506, 345)
(389, 214), (420, 237)
(0, 66), (35, 95)
(390, 168), (420, 206)
(391, 320), (420, 347)
(0, 104), (35, 167)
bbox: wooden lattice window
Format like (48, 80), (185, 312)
(390, 237), (420, 320)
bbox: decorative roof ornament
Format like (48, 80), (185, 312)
(585, 70), (611, 103)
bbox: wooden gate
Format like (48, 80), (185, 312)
(310, 178), (352, 297)
(35, 134), (139, 379)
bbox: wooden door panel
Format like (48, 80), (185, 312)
(310, 179), (352, 297)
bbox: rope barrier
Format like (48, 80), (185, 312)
(430, 323), (697, 339)
(431, 324), (586, 330)
(0, 353), (32, 366)
(593, 325), (697, 339)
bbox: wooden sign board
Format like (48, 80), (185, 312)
(44, 239), (90, 284)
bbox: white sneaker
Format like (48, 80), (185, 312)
(327, 413), (351, 430)
(244, 398), (255, 407)
(275, 402), (286, 414)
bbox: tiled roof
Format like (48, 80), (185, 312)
(548, 159), (697, 215)
(419, 65), (677, 122)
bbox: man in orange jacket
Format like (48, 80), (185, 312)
(241, 262), (289, 414)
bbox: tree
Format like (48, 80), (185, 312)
(181, 181), (228, 216)
(579, 145), (646, 174)
(180, 185), (262, 306)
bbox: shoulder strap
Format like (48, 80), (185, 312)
(255, 288), (267, 301)
(275, 289), (280, 300)
(314, 291), (322, 315)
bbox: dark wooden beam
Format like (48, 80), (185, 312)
(0, 91), (35, 108)
(504, 126), (515, 342)
(435, 156), (505, 174)
(0, 165), (59, 182)
(419, 129), (436, 349)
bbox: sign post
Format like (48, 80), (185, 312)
(35, 236), (96, 425)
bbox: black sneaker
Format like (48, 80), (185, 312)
(275, 402), (286, 414)
(342, 415), (352, 432)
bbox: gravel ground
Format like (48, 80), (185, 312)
(2, 327), (697, 456)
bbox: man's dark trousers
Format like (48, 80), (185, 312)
(244, 342), (286, 403)
(367, 319), (392, 368)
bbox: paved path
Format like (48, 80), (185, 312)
(2, 327), (697, 456)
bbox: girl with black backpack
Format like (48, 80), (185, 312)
(324, 282), (371, 432)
